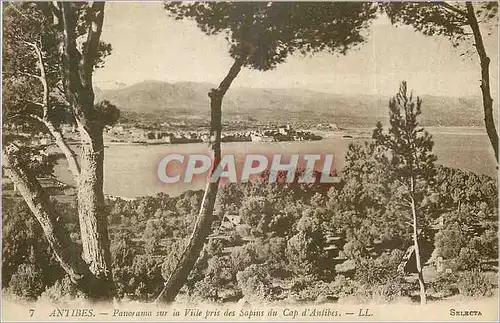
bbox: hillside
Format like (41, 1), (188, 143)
(97, 80), (488, 127)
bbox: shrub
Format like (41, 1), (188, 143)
(353, 276), (414, 304)
(39, 276), (86, 302)
(112, 266), (134, 300)
(348, 250), (414, 303)
(160, 240), (185, 279)
(8, 264), (45, 300)
(355, 256), (399, 285)
(329, 275), (357, 298)
(111, 255), (164, 301)
(371, 277), (413, 302)
(231, 244), (258, 273)
(289, 276), (332, 302)
(236, 264), (273, 301)
(192, 279), (220, 302)
(286, 215), (327, 277)
(349, 284), (373, 303)
(289, 275), (315, 291)
(191, 255), (235, 301)
(434, 222), (468, 259)
(429, 272), (460, 297)
(2, 200), (64, 290)
(457, 271), (495, 298)
(457, 247), (481, 271)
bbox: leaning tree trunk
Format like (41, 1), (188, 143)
(466, 2), (498, 163)
(410, 193), (427, 305)
(77, 122), (114, 300)
(3, 125), (113, 302)
(2, 144), (103, 297)
(156, 59), (244, 303)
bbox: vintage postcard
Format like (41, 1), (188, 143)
(1, 1), (499, 322)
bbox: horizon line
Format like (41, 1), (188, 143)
(94, 79), (487, 99)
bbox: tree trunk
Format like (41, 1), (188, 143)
(410, 194), (427, 305)
(466, 2), (498, 163)
(55, 2), (114, 300)
(156, 58), (244, 303)
(2, 144), (100, 297)
(76, 122), (114, 301)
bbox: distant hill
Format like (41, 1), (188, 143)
(96, 80), (488, 127)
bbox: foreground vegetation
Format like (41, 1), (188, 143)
(3, 136), (497, 304)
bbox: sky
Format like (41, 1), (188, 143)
(94, 2), (499, 98)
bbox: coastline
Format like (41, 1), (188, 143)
(99, 126), (490, 147)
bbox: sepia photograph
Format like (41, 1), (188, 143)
(1, 1), (499, 321)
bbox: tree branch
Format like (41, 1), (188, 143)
(35, 41), (49, 115)
(20, 35), (81, 179)
(82, 2), (105, 88)
(22, 99), (45, 108)
(29, 114), (81, 179)
(18, 71), (43, 80)
(436, 2), (467, 17)
(394, 177), (410, 193)
(23, 40), (49, 117)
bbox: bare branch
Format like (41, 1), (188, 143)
(21, 39), (49, 118)
(396, 198), (412, 208)
(21, 40), (41, 51)
(22, 99), (45, 108)
(33, 40), (49, 116)
(18, 71), (43, 80)
(394, 177), (410, 192)
(28, 114), (81, 179)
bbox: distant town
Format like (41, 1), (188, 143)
(3, 120), (355, 149)
(103, 123), (325, 145)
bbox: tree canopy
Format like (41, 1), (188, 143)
(2, 2), (113, 131)
(383, 2), (498, 47)
(164, 2), (377, 70)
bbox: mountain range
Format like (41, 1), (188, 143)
(96, 80), (489, 127)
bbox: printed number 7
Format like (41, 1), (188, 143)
(29, 309), (35, 317)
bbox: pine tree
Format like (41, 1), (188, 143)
(372, 81), (437, 304)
